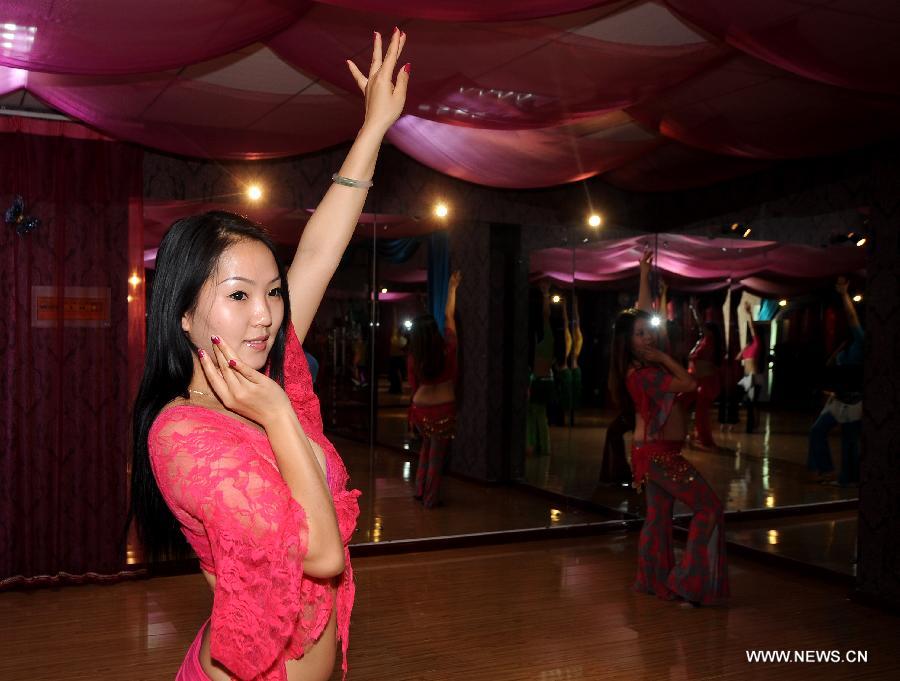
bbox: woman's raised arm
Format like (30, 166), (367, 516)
(288, 29), (410, 343)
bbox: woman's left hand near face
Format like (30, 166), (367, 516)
(198, 337), (294, 430)
(347, 28), (410, 135)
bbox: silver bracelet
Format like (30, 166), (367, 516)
(332, 173), (373, 189)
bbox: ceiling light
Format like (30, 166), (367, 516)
(853, 294), (862, 303)
(856, 237), (867, 247)
(778, 299), (787, 307)
(381, 287), (388, 294)
(743, 228), (752, 238)
(551, 295), (561, 304)
(246, 184), (263, 201)
(434, 202), (449, 218)
(588, 214), (602, 228)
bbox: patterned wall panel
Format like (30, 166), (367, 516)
(447, 221), (492, 479)
(858, 155), (900, 609)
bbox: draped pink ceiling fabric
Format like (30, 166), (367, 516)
(2, 1), (899, 189)
(530, 235), (867, 296)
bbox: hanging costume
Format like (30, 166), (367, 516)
(527, 318), (555, 455)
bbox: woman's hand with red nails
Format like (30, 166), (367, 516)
(199, 336), (294, 430)
(346, 28), (409, 135)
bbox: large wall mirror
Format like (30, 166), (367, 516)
(520, 233), (866, 520)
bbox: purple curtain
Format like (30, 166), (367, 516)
(0, 118), (144, 588)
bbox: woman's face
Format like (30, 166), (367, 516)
(630, 317), (655, 354)
(182, 239), (284, 372)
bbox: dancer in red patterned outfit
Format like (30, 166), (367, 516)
(608, 305), (729, 607)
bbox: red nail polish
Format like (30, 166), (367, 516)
(228, 359), (237, 368)
(393, 26), (399, 34)
(211, 336), (221, 345)
(403, 63), (411, 74)
(197, 348), (206, 359)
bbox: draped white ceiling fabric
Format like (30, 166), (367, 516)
(2, 0), (898, 189)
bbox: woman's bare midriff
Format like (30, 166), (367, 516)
(199, 569), (338, 681)
(412, 380), (455, 406)
(634, 403), (688, 445)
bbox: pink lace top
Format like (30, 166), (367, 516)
(148, 323), (360, 681)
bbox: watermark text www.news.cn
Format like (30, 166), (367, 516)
(746, 650), (868, 663)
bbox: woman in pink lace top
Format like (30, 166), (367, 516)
(128, 30), (410, 681)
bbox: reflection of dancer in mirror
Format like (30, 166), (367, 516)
(808, 277), (863, 486)
(526, 280), (555, 457)
(737, 301), (761, 433)
(129, 29), (409, 681)
(609, 302), (729, 606)
(408, 270), (461, 508)
(685, 300), (723, 450)
(600, 251), (657, 484)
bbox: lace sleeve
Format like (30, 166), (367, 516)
(150, 414), (308, 680)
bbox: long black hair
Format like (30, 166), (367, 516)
(608, 308), (652, 411)
(409, 314), (446, 382)
(126, 211), (291, 563)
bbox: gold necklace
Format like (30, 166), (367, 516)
(188, 388), (211, 398)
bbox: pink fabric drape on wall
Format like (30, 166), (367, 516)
(0, 117), (144, 588)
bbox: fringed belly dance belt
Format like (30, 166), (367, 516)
(409, 401), (457, 439)
(631, 440), (696, 490)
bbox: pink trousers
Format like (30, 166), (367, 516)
(176, 618), (214, 681)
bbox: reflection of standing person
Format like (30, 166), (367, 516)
(130, 29), (408, 680)
(685, 304), (723, 449)
(388, 310), (407, 394)
(609, 308), (729, 606)
(408, 270), (461, 508)
(808, 277), (863, 485)
(527, 281), (555, 457)
(737, 301), (761, 433)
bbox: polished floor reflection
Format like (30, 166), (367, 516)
(335, 436), (617, 545)
(518, 408), (857, 518)
(725, 510), (857, 577)
(4, 534), (896, 680)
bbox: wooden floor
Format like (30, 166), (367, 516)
(725, 510), (858, 577)
(3, 533), (897, 681)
